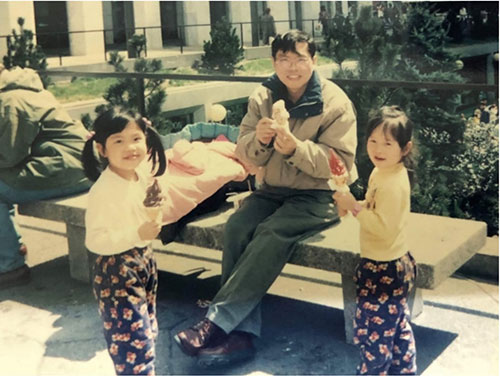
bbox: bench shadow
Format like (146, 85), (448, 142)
(153, 270), (458, 376)
(0, 257), (457, 375)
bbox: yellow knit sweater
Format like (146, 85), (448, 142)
(356, 163), (410, 261)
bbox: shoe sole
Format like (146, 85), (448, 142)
(197, 347), (255, 368)
(173, 334), (197, 357)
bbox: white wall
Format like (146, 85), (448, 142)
(133, 1), (163, 51)
(66, 2), (105, 56)
(183, 1), (211, 47)
(301, 2), (321, 36)
(228, 1), (252, 47)
(269, 1), (290, 36)
(0, 1), (36, 59)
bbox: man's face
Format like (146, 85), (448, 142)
(272, 42), (316, 96)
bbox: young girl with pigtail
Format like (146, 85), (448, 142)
(334, 106), (417, 375)
(81, 108), (166, 375)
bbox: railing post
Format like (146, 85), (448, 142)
(103, 29), (107, 62)
(179, 26), (184, 54)
(137, 77), (146, 117)
(57, 32), (62, 66)
(312, 20), (315, 38)
(143, 27), (147, 57)
(240, 22), (244, 48)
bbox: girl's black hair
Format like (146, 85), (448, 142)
(366, 105), (416, 186)
(271, 29), (316, 59)
(81, 108), (166, 182)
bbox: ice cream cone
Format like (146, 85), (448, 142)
(271, 100), (290, 132)
(328, 149), (350, 193)
(143, 178), (164, 223)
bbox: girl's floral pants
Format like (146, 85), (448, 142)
(353, 252), (417, 375)
(92, 246), (158, 375)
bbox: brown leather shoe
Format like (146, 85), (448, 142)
(0, 264), (31, 290)
(174, 318), (226, 356)
(197, 331), (255, 368)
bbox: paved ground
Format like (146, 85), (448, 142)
(0, 214), (498, 376)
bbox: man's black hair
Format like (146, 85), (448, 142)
(271, 29), (316, 59)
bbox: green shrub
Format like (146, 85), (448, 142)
(328, 3), (498, 234)
(458, 121), (499, 235)
(225, 101), (248, 126)
(81, 46), (180, 135)
(128, 34), (146, 58)
(2, 17), (49, 87)
(201, 18), (244, 74)
(324, 14), (357, 66)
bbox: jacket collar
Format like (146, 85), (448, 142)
(262, 70), (323, 118)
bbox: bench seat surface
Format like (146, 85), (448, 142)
(18, 193), (486, 289)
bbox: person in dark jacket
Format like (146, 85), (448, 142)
(0, 65), (90, 289)
(260, 7), (276, 45)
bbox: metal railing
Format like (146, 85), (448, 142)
(0, 18), (327, 66)
(39, 70), (498, 117)
(2, 13), (497, 66)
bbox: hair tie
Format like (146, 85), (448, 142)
(86, 131), (96, 141)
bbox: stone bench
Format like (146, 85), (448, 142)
(18, 192), (487, 343)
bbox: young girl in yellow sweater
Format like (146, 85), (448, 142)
(334, 106), (417, 375)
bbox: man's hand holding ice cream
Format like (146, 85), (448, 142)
(139, 178), (164, 240)
(271, 100), (297, 155)
(256, 117), (275, 145)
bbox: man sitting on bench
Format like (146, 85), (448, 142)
(174, 30), (358, 368)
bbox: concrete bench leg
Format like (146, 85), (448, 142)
(408, 286), (423, 318)
(341, 274), (424, 344)
(341, 274), (357, 344)
(66, 223), (95, 283)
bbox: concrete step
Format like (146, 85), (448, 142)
(458, 236), (499, 281)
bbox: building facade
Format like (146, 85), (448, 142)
(0, 1), (370, 58)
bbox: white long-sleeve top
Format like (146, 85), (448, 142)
(85, 165), (153, 255)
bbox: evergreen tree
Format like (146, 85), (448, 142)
(331, 6), (407, 195)
(398, 3), (466, 217)
(81, 35), (183, 135)
(323, 13), (356, 68)
(2, 17), (49, 87)
(328, 3), (497, 233)
(91, 35), (177, 135)
(95, 51), (170, 134)
(201, 18), (244, 74)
